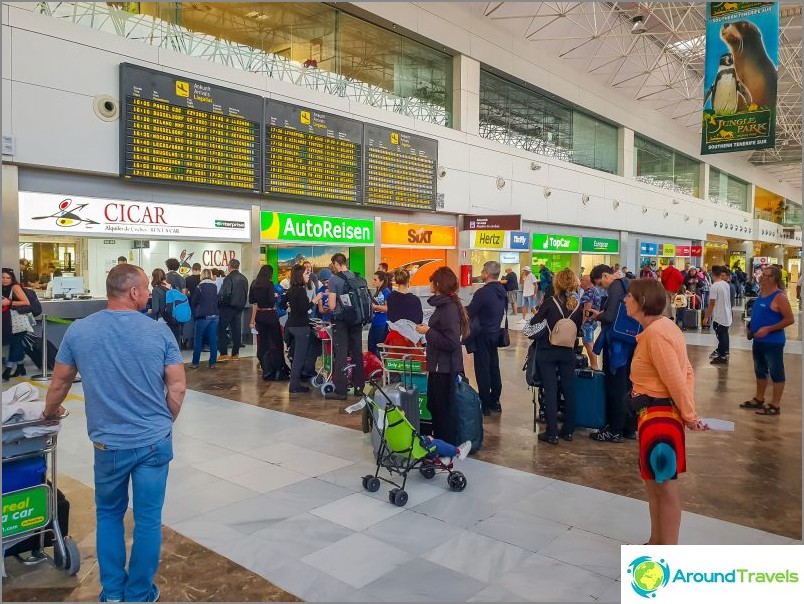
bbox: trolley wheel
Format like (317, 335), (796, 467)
(419, 465), (436, 480)
(321, 382), (335, 396)
(447, 471), (467, 492)
(388, 488), (408, 507)
(54, 537), (81, 576)
(311, 374), (325, 388)
(364, 475), (381, 493)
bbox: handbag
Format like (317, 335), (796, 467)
(609, 302), (643, 344)
(10, 309), (35, 334)
(498, 314), (510, 348)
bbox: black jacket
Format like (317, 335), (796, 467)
(600, 278), (628, 326)
(467, 281), (507, 335)
(191, 280), (220, 318)
(425, 295), (465, 374)
(530, 294), (583, 350)
(185, 274), (201, 298)
(219, 270), (249, 310)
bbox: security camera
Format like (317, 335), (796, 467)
(94, 95), (119, 121)
(631, 15), (647, 34)
(437, 166), (447, 179)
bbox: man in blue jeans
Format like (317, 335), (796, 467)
(44, 264), (186, 602)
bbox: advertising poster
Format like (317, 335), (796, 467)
(701, 3), (779, 154)
(379, 248), (448, 286)
(277, 246), (344, 283)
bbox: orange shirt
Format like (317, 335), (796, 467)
(631, 316), (699, 423)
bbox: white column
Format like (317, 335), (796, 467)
(700, 163), (709, 201)
(2, 165), (19, 281)
(452, 55), (480, 135)
(617, 127), (635, 178)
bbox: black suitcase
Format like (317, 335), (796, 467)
(4, 487), (70, 557)
(682, 309), (701, 330)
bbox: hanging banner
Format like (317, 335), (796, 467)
(701, 3), (779, 155)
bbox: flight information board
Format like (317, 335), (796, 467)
(120, 63), (262, 193)
(364, 125), (437, 211)
(265, 100), (362, 204)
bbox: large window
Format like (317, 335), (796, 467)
(479, 70), (617, 173)
(709, 168), (749, 211)
(37, 2), (453, 126)
(634, 136), (701, 197)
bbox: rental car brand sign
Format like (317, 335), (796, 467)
(532, 233), (580, 253)
(261, 211), (374, 244)
(581, 237), (620, 254)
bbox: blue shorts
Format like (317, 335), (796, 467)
(752, 341), (785, 382)
(582, 323), (597, 344)
(523, 296), (535, 309)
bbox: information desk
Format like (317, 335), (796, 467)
(120, 63), (262, 194)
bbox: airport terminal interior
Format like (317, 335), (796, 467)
(1, 1), (802, 602)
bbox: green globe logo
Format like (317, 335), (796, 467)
(628, 556), (670, 598)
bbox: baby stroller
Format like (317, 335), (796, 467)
(345, 369), (468, 507)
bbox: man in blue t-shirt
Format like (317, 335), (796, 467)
(44, 264), (186, 603)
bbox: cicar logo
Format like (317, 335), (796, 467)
(407, 228), (433, 244)
(628, 556), (670, 598)
(32, 199), (99, 228)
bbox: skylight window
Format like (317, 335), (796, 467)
(667, 35), (705, 60)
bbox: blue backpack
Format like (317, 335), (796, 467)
(164, 288), (191, 326)
(609, 278), (642, 344)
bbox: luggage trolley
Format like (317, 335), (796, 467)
(376, 343), (431, 428)
(309, 319), (336, 396)
(2, 411), (80, 576)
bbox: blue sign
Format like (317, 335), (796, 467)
(640, 242), (658, 256)
(510, 231), (529, 250)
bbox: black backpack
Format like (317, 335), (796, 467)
(333, 272), (374, 326)
(21, 287), (43, 318)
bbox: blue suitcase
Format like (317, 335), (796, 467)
(572, 369), (606, 429)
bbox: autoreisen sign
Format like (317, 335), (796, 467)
(260, 211), (374, 245)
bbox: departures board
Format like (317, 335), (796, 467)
(265, 100), (362, 204)
(120, 63), (262, 193)
(364, 124), (438, 211)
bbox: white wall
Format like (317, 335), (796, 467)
(1, 2), (798, 255)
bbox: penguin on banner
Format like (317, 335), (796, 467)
(704, 53), (752, 114)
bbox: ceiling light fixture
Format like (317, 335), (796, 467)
(642, 206), (648, 214)
(631, 15), (647, 35)
(671, 199), (680, 205)
(543, 187), (552, 198)
(612, 200), (620, 210)
(496, 177), (506, 190)
(684, 215), (690, 222)
(663, 210), (669, 218)
(530, 161), (542, 171)
(581, 194), (590, 205)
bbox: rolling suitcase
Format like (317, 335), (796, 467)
(572, 369), (606, 429)
(682, 309), (701, 330)
(453, 375), (483, 453)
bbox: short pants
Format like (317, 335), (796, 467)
(522, 295), (535, 309)
(507, 290), (518, 304)
(752, 341), (785, 382)
(581, 323), (597, 344)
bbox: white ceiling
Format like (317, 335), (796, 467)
(457, 2), (802, 192)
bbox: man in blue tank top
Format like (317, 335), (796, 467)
(740, 265), (794, 416)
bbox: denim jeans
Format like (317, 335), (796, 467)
(713, 321), (730, 358)
(367, 323), (388, 357)
(94, 433), (173, 602)
(5, 330), (26, 366)
(192, 317), (219, 366)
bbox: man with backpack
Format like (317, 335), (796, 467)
(537, 264), (554, 307)
(217, 259), (249, 361)
(324, 253), (371, 400)
(588, 264), (637, 443)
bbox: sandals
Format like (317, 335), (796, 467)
(756, 404), (781, 416)
(740, 398), (764, 409)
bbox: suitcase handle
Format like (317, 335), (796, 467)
(576, 369), (594, 379)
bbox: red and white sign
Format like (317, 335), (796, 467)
(675, 245), (691, 256)
(18, 191), (250, 241)
(690, 245), (703, 257)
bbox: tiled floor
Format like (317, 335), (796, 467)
(3, 307), (801, 602)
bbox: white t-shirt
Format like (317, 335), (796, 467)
(522, 273), (537, 297)
(709, 280), (732, 326)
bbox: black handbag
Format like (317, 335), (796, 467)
(498, 314), (510, 348)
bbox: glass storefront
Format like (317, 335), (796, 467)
(479, 70), (617, 174)
(634, 136), (701, 197)
(38, 2), (453, 126)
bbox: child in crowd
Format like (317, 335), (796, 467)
(420, 436), (472, 466)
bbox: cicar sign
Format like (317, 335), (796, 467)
(381, 222), (456, 247)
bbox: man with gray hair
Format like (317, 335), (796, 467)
(44, 264), (186, 602)
(467, 260), (508, 416)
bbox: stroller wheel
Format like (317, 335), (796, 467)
(447, 471), (467, 492)
(311, 374), (325, 388)
(321, 382), (335, 396)
(364, 475), (381, 493)
(389, 488), (408, 507)
(419, 465), (436, 480)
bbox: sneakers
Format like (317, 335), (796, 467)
(456, 441), (472, 461)
(709, 350), (719, 359)
(538, 432), (559, 445)
(438, 456), (453, 466)
(589, 429), (623, 443)
(189, 364), (199, 369)
(710, 356), (729, 365)
(98, 593), (122, 603)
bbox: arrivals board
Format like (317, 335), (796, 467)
(265, 100), (362, 204)
(364, 125), (437, 211)
(120, 63), (262, 193)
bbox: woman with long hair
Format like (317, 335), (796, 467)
(625, 278), (708, 544)
(149, 268), (169, 322)
(415, 267), (469, 444)
(2, 268), (31, 381)
(249, 265), (286, 380)
(283, 264), (322, 393)
(190, 269), (219, 369)
(367, 270), (392, 356)
(528, 268), (583, 444)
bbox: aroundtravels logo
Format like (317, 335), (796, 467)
(627, 556), (670, 598)
(31, 198), (100, 228)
